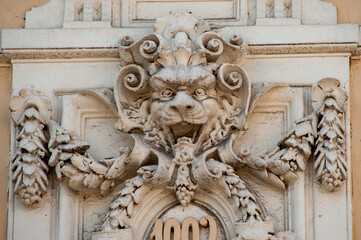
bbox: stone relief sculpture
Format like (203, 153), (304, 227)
(312, 79), (347, 191)
(9, 12), (348, 240)
(10, 90), (52, 205)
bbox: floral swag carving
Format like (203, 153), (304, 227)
(9, 12), (348, 240)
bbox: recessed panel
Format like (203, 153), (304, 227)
(131, 0), (238, 21)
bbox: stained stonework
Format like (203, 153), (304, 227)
(3, 1), (357, 240)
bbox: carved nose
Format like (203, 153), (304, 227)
(169, 91), (195, 114)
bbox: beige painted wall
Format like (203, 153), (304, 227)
(350, 59), (361, 240)
(0, 67), (11, 240)
(0, 0), (47, 31)
(326, 0), (361, 25)
(0, 0), (360, 239)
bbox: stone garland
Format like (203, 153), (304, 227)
(101, 165), (156, 231)
(314, 97), (346, 191)
(207, 159), (263, 223)
(47, 120), (116, 196)
(11, 107), (49, 205)
(312, 79), (348, 191)
(260, 115), (317, 189)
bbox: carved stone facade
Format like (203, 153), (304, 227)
(3, 0), (356, 240)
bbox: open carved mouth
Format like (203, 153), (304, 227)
(170, 122), (202, 142)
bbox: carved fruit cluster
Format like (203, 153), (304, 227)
(173, 147), (197, 206)
(12, 107), (49, 205)
(314, 97), (346, 191)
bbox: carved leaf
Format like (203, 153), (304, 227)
(101, 173), (149, 231)
(48, 148), (60, 167)
(106, 153), (128, 179)
(61, 163), (80, 178)
(83, 173), (102, 189)
(89, 161), (108, 175)
(71, 154), (91, 173)
(100, 180), (114, 196)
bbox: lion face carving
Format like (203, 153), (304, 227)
(149, 63), (221, 145)
(114, 12), (250, 154)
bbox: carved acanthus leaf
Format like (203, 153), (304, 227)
(78, 88), (118, 116)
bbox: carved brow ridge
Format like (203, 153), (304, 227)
(151, 72), (215, 90)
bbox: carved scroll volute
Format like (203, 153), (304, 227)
(119, 33), (166, 69)
(114, 64), (152, 132)
(139, 35), (164, 60)
(311, 78), (348, 191)
(228, 34), (248, 64)
(197, 32), (247, 64)
(216, 63), (251, 130)
(197, 32), (224, 62)
(10, 89), (52, 205)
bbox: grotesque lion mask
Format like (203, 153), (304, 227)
(115, 12), (249, 155)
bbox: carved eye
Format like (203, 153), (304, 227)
(161, 89), (174, 99)
(194, 88), (206, 97)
